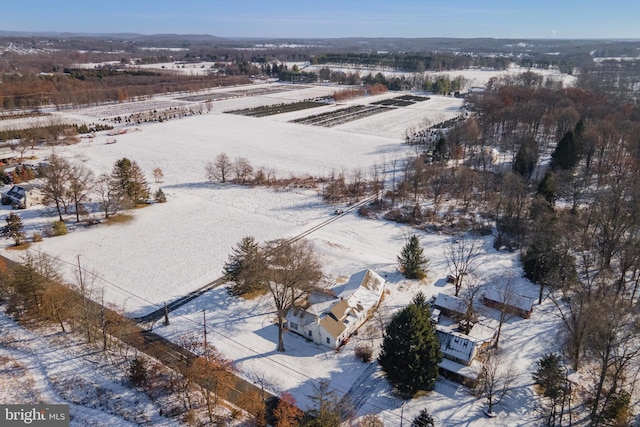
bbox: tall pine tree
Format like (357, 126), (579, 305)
(378, 292), (442, 398)
(223, 236), (265, 296)
(398, 234), (429, 279)
(551, 119), (584, 171)
(110, 157), (149, 206)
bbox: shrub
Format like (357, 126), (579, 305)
(354, 344), (374, 363)
(31, 232), (42, 242)
(129, 357), (147, 387)
(154, 188), (167, 203)
(52, 220), (67, 236)
(358, 205), (373, 218)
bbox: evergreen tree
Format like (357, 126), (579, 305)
(513, 137), (538, 179)
(3, 212), (25, 246)
(533, 353), (566, 426)
(154, 188), (167, 203)
(223, 236), (265, 296)
(522, 236), (576, 304)
(378, 292), (442, 398)
(303, 380), (349, 427)
(411, 409), (435, 427)
(551, 120), (584, 171)
(537, 171), (557, 205)
(110, 157), (149, 206)
(432, 136), (448, 163)
(398, 234), (429, 280)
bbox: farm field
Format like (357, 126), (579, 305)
(0, 81), (572, 425)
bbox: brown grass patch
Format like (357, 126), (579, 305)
(7, 242), (31, 250)
(239, 288), (269, 300)
(105, 213), (135, 225)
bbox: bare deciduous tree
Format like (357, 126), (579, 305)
(444, 235), (481, 296)
(152, 167), (164, 183)
(262, 239), (323, 352)
(40, 153), (71, 221)
(586, 296), (640, 426)
(67, 163), (94, 222)
(233, 156), (254, 184)
(488, 276), (518, 349)
(176, 331), (236, 423)
(458, 278), (481, 335)
(95, 173), (119, 219)
(206, 152), (233, 183)
(550, 281), (592, 371)
(475, 350), (519, 416)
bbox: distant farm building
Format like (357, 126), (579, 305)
(286, 269), (385, 349)
(0, 147), (17, 163)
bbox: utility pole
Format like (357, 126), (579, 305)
(163, 302), (169, 326)
(203, 309), (207, 349)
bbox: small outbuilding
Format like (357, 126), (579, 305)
(0, 147), (17, 163)
(433, 293), (467, 319)
(1, 185), (26, 209)
(483, 288), (534, 319)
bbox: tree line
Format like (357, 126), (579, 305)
(0, 67), (249, 110)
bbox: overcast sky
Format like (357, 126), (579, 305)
(2, 0), (639, 39)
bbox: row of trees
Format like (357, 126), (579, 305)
(205, 153), (256, 184)
(0, 251), (262, 425)
(0, 67), (249, 110)
(40, 155), (154, 222)
(0, 252), (139, 352)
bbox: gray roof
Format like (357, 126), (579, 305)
(433, 293), (466, 315)
(484, 288), (533, 312)
(436, 327), (478, 365)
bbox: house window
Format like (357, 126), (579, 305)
(308, 330), (312, 337)
(326, 337), (330, 344)
(290, 322), (298, 330)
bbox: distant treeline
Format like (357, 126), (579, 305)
(0, 70), (249, 110)
(311, 52), (511, 72)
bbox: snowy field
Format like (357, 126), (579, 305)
(0, 80), (582, 424)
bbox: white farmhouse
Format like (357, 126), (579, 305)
(286, 269), (385, 349)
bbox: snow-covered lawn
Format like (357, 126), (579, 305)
(0, 82), (572, 424)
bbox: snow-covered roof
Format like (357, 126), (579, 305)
(439, 358), (481, 381)
(433, 293), (466, 316)
(436, 325), (480, 365)
(339, 269), (385, 312)
(0, 146), (15, 160)
(483, 288), (533, 313)
(467, 323), (496, 344)
(294, 269), (386, 339)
